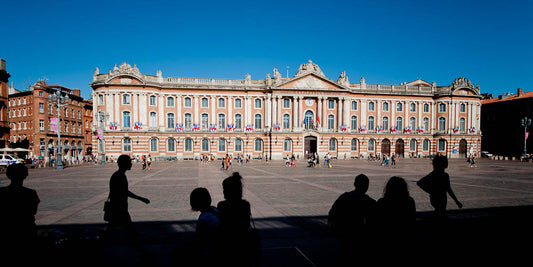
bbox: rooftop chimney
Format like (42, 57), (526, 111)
(518, 88), (523, 97)
(0, 59), (5, 71)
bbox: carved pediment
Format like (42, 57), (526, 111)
(451, 77), (480, 95)
(276, 74), (345, 90)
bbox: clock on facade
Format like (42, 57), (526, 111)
(305, 98), (313, 106)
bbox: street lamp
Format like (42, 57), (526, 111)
(97, 110), (109, 165)
(48, 90), (69, 169)
(521, 116), (531, 157)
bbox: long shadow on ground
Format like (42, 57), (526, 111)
(28, 205), (533, 266)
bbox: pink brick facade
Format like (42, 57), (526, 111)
(90, 61), (482, 160)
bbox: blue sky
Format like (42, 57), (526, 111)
(2, 0), (531, 99)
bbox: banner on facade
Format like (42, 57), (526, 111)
(97, 129), (103, 140)
(50, 118), (58, 133)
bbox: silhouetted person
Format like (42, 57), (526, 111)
(0, 163), (40, 259)
(185, 187), (222, 266)
(217, 172), (258, 266)
(373, 176), (416, 258)
(417, 155), (462, 221)
(104, 154), (150, 253)
(328, 174), (376, 265)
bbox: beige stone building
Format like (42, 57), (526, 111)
(90, 61), (482, 160)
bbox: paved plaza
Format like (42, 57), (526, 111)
(2, 157), (533, 266)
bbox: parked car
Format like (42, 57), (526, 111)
(481, 151), (493, 158)
(0, 154), (24, 166)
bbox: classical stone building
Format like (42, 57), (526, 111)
(8, 80), (92, 161)
(90, 61), (482, 160)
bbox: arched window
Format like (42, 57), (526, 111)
(184, 113), (192, 128)
(201, 113), (209, 130)
(329, 138), (336, 151)
(351, 101), (358, 110)
(304, 110), (314, 129)
(185, 138), (193, 151)
(460, 118), (466, 132)
(234, 114), (242, 129)
(438, 117), (446, 131)
(123, 111), (131, 128)
(368, 139), (375, 151)
(351, 138), (358, 151)
(123, 138), (131, 152)
(202, 138), (210, 151)
(218, 98), (225, 108)
(327, 114), (335, 130)
(438, 139), (446, 151)
(201, 97), (209, 107)
(382, 116), (389, 130)
(410, 117), (416, 130)
(423, 139), (430, 151)
(351, 116), (358, 131)
(218, 138), (226, 151)
(184, 97), (192, 107)
(368, 116), (375, 131)
(234, 138), (242, 152)
(396, 117), (403, 130)
(167, 113), (175, 128)
(150, 138), (158, 152)
(368, 101), (375, 111)
(423, 117), (429, 132)
(167, 138), (175, 152)
(283, 138), (292, 152)
(410, 103), (416, 112)
(460, 103), (466, 112)
(410, 139), (417, 151)
(167, 97), (175, 107)
(149, 95), (156, 106)
(439, 103), (446, 112)
(254, 138), (263, 151)
(254, 114), (262, 129)
(283, 114), (291, 129)
(254, 99), (262, 109)
(396, 102), (403, 111)
(234, 98), (242, 108)
(218, 114), (226, 130)
(382, 102), (389, 111)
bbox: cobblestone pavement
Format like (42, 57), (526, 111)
(2, 158), (533, 266)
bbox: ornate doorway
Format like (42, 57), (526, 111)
(395, 139), (405, 158)
(304, 136), (317, 155)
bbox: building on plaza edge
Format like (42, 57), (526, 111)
(90, 61), (481, 161)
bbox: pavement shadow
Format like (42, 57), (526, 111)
(27, 205), (533, 266)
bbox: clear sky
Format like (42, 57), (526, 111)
(2, 0), (531, 99)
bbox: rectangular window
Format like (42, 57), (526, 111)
(39, 120), (44, 131)
(283, 99), (290, 108)
(122, 94), (131, 105)
(328, 99), (335, 109)
(39, 103), (44, 113)
(98, 95), (104, 105)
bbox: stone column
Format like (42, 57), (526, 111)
(194, 95), (199, 125)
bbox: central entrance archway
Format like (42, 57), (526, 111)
(304, 136), (317, 155)
(381, 139), (391, 155)
(395, 139), (405, 158)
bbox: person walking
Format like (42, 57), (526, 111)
(147, 155), (152, 170)
(104, 155), (150, 252)
(417, 155), (462, 221)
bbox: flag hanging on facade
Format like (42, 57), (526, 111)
(109, 122), (118, 130)
(316, 116), (321, 125)
(134, 122), (142, 130)
(176, 123), (183, 132)
(50, 117), (58, 133)
(246, 124), (253, 132)
(193, 123), (200, 131)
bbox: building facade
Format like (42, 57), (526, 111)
(481, 88), (533, 158)
(90, 61), (482, 160)
(0, 59), (10, 148)
(8, 80), (93, 161)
